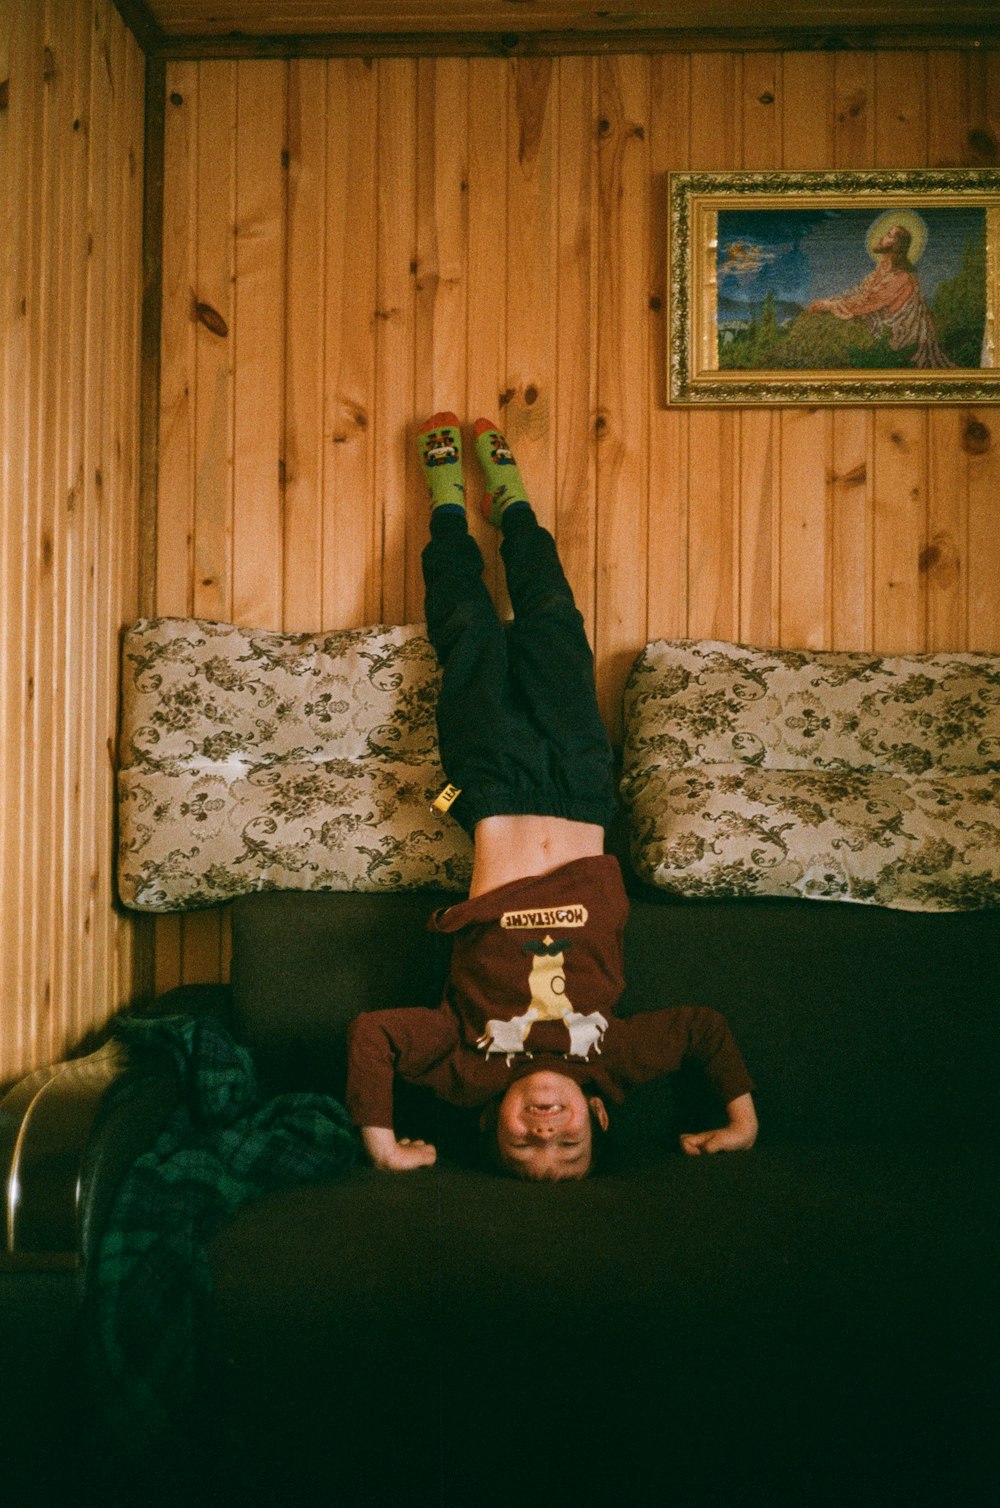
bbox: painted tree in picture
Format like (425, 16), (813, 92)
(716, 207), (987, 372)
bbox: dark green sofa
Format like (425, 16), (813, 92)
(4, 876), (997, 1507)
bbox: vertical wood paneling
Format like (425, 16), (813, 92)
(506, 58), (558, 532)
(739, 52), (781, 647)
(157, 65), (198, 619)
(150, 47), (1000, 990)
(283, 58), (327, 631)
(0, 0), (12, 1061)
(831, 49), (876, 650)
(184, 60), (238, 985)
(871, 412), (928, 653)
(647, 53), (690, 643)
(872, 51), (930, 654)
(596, 55), (650, 732)
(232, 63), (286, 628)
(193, 61), (237, 628)
(117, 26), (147, 1011)
(554, 56), (599, 642)
(968, 51), (1000, 650)
(46, 0), (78, 1045)
(323, 60), (377, 628)
(91, 7), (125, 1036)
(780, 53), (835, 649)
(34, 0), (64, 1055)
(926, 52), (972, 652)
(968, 404), (1000, 649)
(70, 0), (112, 1028)
(7, 0), (44, 1069)
(410, 58), (469, 620)
(0, 0), (144, 1085)
(155, 60), (198, 996)
(686, 54), (738, 643)
(465, 56), (508, 603)
(375, 58), (418, 625)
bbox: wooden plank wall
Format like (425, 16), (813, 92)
(156, 48), (1000, 990)
(0, 0), (146, 1085)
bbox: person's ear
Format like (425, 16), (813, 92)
(588, 1096), (609, 1133)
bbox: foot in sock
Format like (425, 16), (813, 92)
(473, 419), (532, 528)
(417, 412), (465, 513)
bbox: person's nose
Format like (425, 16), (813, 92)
(529, 1122), (557, 1141)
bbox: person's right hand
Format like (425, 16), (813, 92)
(362, 1126), (437, 1172)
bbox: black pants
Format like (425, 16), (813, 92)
(422, 508), (615, 835)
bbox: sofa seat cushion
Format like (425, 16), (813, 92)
(117, 617), (472, 910)
(204, 1146), (999, 1507)
(622, 639), (1000, 911)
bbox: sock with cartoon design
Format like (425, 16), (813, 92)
(417, 412), (466, 513)
(473, 419), (533, 528)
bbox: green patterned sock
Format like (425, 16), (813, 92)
(417, 412), (465, 512)
(473, 419), (532, 528)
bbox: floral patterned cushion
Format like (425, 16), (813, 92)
(621, 639), (1000, 912)
(117, 618), (472, 911)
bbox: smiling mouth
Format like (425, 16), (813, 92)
(526, 1102), (564, 1117)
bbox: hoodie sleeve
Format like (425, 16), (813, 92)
(345, 1006), (460, 1128)
(603, 1006), (755, 1107)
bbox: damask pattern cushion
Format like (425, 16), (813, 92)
(621, 639), (1000, 912)
(117, 618), (472, 911)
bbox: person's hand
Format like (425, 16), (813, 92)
(680, 1124), (755, 1155)
(362, 1126), (437, 1172)
(679, 1092), (758, 1156)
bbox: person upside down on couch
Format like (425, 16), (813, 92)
(346, 414), (758, 1181)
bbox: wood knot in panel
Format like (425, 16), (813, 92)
(919, 533), (960, 588)
(963, 417), (991, 455)
(968, 129), (998, 165)
(194, 300), (229, 339)
(839, 90), (867, 124)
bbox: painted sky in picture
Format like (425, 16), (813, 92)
(715, 206), (987, 370)
(718, 207), (981, 305)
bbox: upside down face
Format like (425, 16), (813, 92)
(494, 1070), (608, 1181)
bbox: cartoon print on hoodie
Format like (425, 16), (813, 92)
(477, 934), (609, 1065)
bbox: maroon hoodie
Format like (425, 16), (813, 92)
(346, 855), (754, 1128)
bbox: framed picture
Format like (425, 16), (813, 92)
(667, 168), (1000, 406)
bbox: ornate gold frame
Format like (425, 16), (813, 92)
(668, 168), (1000, 406)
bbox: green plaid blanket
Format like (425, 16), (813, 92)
(87, 1011), (356, 1488)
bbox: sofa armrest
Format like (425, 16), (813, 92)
(0, 1039), (180, 1269)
